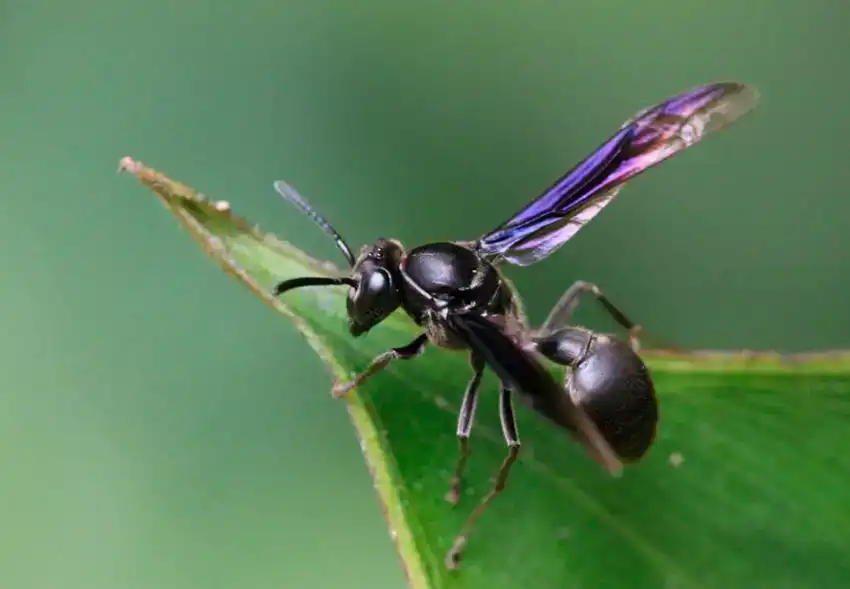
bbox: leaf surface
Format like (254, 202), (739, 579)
(119, 157), (850, 589)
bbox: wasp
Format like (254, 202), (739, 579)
(273, 81), (759, 569)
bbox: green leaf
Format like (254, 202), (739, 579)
(119, 157), (850, 589)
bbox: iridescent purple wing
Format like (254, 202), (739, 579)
(474, 81), (760, 266)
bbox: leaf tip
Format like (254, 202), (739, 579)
(117, 156), (143, 175)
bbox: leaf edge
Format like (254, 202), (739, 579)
(119, 158), (433, 589)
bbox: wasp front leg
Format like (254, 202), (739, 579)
(331, 333), (429, 398)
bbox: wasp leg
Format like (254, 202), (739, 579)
(446, 353), (485, 505)
(539, 280), (645, 352)
(446, 384), (520, 571)
(331, 333), (428, 398)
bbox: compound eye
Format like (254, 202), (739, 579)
(349, 268), (392, 317)
(363, 268), (388, 295)
(346, 267), (401, 337)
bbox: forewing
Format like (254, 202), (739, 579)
(446, 312), (623, 475)
(475, 81), (760, 266)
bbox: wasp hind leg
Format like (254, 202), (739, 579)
(539, 280), (651, 352)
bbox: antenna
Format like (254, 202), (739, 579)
(273, 180), (357, 267)
(274, 276), (358, 297)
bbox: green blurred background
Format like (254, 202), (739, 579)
(2, 1), (848, 587)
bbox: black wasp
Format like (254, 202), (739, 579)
(272, 81), (759, 569)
